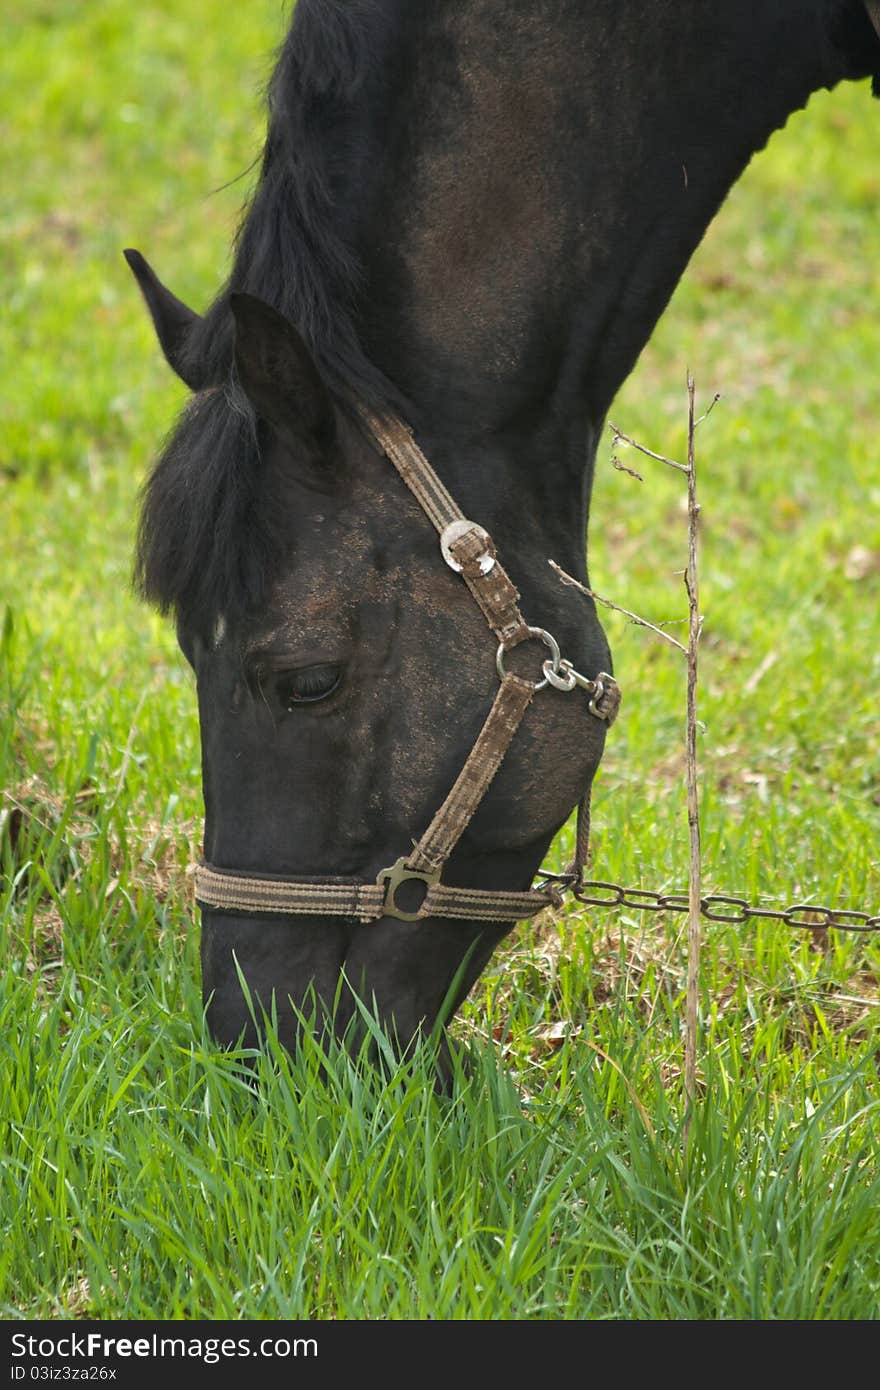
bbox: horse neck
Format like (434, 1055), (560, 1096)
(348, 0), (872, 535)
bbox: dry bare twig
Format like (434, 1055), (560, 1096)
(607, 422), (689, 473)
(682, 374), (703, 1145)
(548, 562), (688, 655)
(553, 378), (711, 1146)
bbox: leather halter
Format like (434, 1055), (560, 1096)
(194, 413), (620, 925)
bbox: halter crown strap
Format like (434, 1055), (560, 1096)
(359, 408), (530, 645)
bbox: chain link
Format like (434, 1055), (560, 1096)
(570, 881), (880, 932)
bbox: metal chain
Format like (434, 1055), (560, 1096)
(569, 880), (880, 932)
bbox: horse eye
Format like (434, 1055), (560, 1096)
(277, 664), (341, 708)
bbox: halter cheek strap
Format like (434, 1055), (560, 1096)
(194, 408), (620, 924)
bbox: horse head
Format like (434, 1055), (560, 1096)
(127, 0), (880, 1078)
(128, 252), (612, 1076)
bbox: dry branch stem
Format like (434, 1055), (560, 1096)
(559, 384), (709, 1144)
(607, 422), (689, 474)
(548, 561), (688, 655)
(694, 392), (722, 429)
(683, 374), (703, 1147)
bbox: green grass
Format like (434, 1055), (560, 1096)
(1, 1), (878, 1320)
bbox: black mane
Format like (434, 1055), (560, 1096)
(136, 0), (399, 630)
(184, 0), (396, 404)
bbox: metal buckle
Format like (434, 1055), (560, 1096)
(376, 857), (441, 921)
(440, 519), (496, 575)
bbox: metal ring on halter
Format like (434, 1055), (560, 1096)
(496, 627), (561, 690)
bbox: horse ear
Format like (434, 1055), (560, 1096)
(124, 248), (209, 391)
(229, 292), (335, 451)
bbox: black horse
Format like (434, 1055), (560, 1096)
(127, 0), (880, 1073)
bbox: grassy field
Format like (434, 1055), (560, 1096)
(1, 1), (878, 1321)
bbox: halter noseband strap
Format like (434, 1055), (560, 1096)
(194, 409), (620, 924)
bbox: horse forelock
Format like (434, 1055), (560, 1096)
(135, 385), (286, 636)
